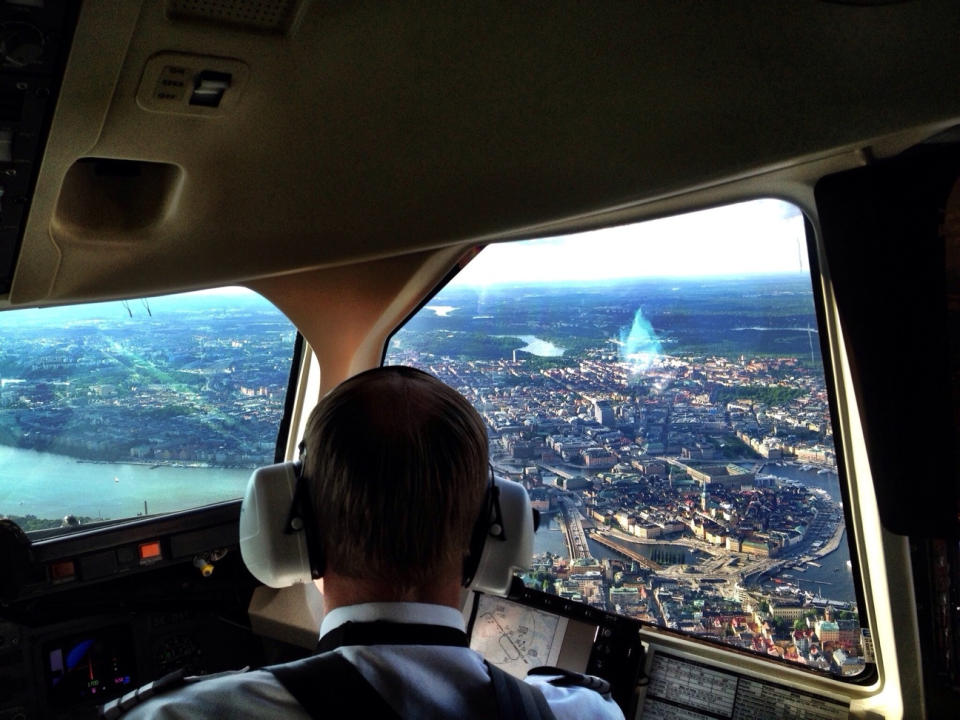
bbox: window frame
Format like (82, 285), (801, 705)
(381, 199), (879, 688)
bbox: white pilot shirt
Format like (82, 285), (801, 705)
(121, 602), (625, 720)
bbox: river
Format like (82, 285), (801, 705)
(495, 335), (565, 357)
(0, 446), (252, 521)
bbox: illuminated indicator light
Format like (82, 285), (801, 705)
(138, 541), (162, 561)
(50, 560), (76, 581)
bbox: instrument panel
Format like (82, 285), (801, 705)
(0, 504), (276, 720)
(1, 506), (853, 719)
(471, 583), (852, 719)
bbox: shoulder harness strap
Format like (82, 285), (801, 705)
(267, 652), (402, 719)
(270, 652), (560, 720)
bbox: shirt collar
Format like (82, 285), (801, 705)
(319, 602), (466, 640)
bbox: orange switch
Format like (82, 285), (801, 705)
(50, 560), (76, 581)
(138, 541), (162, 562)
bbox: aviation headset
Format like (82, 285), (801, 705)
(239, 446), (537, 596)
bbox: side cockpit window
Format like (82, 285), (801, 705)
(385, 199), (870, 679)
(0, 288), (298, 535)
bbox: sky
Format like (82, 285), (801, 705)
(452, 199), (808, 286)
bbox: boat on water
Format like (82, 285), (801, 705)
(807, 561), (822, 568)
(817, 468), (831, 475)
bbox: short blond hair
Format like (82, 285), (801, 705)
(302, 366), (488, 588)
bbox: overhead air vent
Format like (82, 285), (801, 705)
(166, 0), (303, 34)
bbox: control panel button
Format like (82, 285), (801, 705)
(189, 70), (231, 108)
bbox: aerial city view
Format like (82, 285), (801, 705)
(0, 289), (297, 527)
(387, 202), (870, 678)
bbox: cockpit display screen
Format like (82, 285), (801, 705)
(469, 593), (571, 677)
(466, 583), (646, 714)
(44, 625), (136, 705)
(466, 593), (600, 680)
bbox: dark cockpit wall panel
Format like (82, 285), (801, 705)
(0, 1), (78, 294)
(815, 136), (960, 715)
(815, 138), (960, 539)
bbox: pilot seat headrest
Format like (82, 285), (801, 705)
(239, 462), (536, 597)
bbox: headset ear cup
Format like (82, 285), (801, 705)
(240, 462), (315, 587)
(466, 476), (535, 596)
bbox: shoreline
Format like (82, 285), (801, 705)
(74, 458), (255, 471)
(0, 443), (259, 471)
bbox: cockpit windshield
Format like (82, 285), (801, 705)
(386, 199), (871, 679)
(0, 287), (297, 536)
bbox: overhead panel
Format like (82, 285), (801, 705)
(136, 52), (250, 116)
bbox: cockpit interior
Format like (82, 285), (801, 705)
(0, 1), (959, 718)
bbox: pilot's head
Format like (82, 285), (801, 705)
(301, 366), (488, 592)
